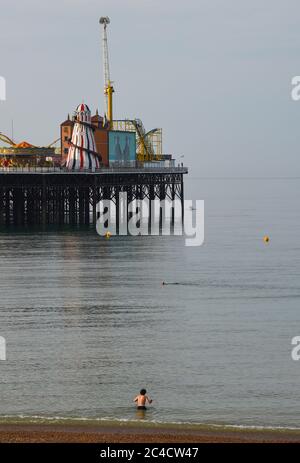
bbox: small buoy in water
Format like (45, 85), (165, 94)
(162, 281), (165, 286)
(105, 231), (112, 239)
(263, 235), (270, 243)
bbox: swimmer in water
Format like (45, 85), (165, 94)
(134, 388), (153, 410)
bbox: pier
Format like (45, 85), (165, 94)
(0, 166), (187, 228)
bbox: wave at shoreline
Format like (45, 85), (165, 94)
(0, 414), (300, 434)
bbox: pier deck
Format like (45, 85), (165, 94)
(0, 167), (188, 227)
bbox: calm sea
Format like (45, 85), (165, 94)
(0, 178), (300, 429)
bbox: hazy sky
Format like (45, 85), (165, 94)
(0, 0), (300, 177)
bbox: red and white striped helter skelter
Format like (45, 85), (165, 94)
(66, 103), (101, 170)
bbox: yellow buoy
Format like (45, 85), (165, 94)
(263, 235), (270, 243)
(105, 231), (112, 239)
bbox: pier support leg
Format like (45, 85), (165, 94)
(92, 180), (97, 225)
(58, 188), (64, 225)
(115, 187), (120, 235)
(84, 188), (90, 225)
(171, 183), (175, 230)
(181, 175), (184, 224)
(127, 187), (132, 234)
(13, 189), (24, 226)
(69, 187), (76, 225)
(42, 180), (47, 226)
(159, 184), (165, 230)
(79, 189), (84, 225)
(148, 185), (154, 234)
(27, 188), (33, 225)
(5, 190), (10, 226)
(0, 188), (3, 226)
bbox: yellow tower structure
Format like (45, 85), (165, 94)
(100, 17), (114, 126)
(105, 80), (114, 124)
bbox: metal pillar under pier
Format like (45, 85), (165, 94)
(0, 168), (187, 228)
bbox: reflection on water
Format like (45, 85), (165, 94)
(0, 179), (300, 428)
(135, 408), (147, 420)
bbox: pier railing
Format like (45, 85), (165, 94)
(0, 166), (188, 174)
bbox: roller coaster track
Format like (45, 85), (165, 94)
(0, 133), (15, 146)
